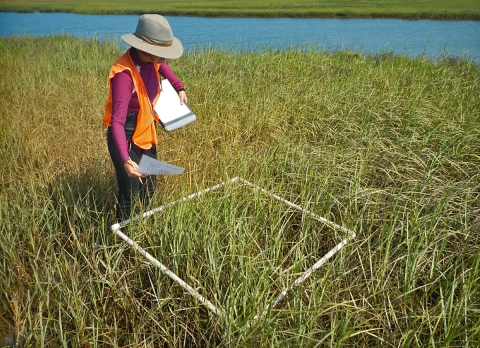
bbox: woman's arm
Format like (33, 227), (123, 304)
(110, 71), (134, 164)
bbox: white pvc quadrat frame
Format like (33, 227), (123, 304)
(110, 177), (356, 324)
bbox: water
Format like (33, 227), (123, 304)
(1, 12), (479, 63)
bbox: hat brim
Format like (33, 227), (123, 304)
(121, 34), (183, 59)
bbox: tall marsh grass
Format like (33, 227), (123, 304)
(0, 36), (479, 346)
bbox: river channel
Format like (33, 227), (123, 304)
(0, 12), (479, 63)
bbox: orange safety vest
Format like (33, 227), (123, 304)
(103, 48), (161, 149)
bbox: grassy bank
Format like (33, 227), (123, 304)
(1, 0), (480, 20)
(1, 36), (479, 346)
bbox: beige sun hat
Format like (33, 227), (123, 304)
(121, 14), (183, 59)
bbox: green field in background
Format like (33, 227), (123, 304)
(1, 0), (479, 19)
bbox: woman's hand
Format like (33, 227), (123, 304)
(178, 90), (188, 105)
(124, 158), (147, 180)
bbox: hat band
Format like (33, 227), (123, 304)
(134, 32), (173, 47)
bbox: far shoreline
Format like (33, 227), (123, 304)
(0, 8), (479, 21)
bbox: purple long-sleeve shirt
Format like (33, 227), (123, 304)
(110, 48), (185, 163)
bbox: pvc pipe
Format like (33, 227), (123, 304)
(112, 228), (224, 318)
(110, 177), (356, 327)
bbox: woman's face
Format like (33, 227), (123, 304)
(138, 50), (165, 64)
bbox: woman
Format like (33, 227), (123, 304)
(103, 14), (187, 221)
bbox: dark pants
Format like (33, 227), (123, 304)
(107, 126), (157, 221)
